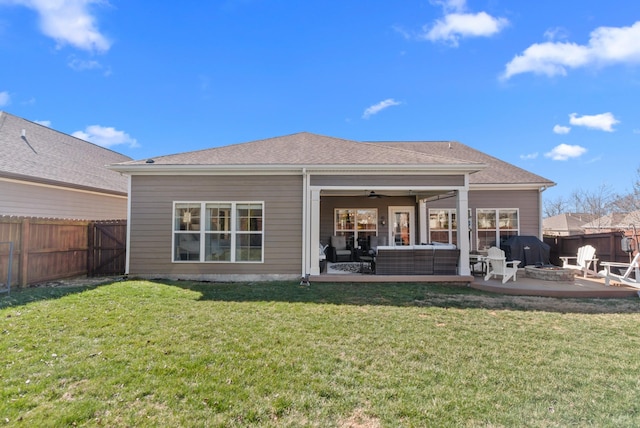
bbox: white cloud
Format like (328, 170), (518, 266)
(0, 91), (10, 106)
(0, 0), (111, 52)
(553, 125), (571, 134)
(503, 21), (640, 79)
(430, 0), (466, 13)
(520, 152), (538, 160)
(392, 25), (412, 40)
(72, 125), (139, 148)
(34, 119), (51, 127)
(569, 112), (619, 132)
(68, 57), (102, 71)
(423, 12), (509, 46)
(543, 27), (569, 42)
(362, 99), (401, 119)
(421, 0), (508, 46)
(544, 144), (587, 161)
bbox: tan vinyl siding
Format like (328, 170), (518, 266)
(128, 175), (302, 276)
(470, 189), (541, 237)
(311, 174), (464, 187)
(427, 189), (542, 238)
(0, 179), (127, 220)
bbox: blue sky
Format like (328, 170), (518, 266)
(1, 0), (640, 204)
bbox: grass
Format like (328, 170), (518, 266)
(1, 279), (640, 427)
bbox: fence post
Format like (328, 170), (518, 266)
(19, 218), (29, 287)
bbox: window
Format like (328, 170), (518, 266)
(428, 209), (457, 244)
(476, 209), (518, 251)
(428, 209), (471, 246)
(174, 202), (263, 262)
(334, 208), (377, 248)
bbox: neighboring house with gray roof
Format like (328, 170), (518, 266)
(110, 132), (555, 281)
(582, 211), (640, 234)
(0, 111), (130, 220)
(543, 213), (597, 236)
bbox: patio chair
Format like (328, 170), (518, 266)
(598, 252), (640, 289)
(560, 244), (598, 277)
(484, 246), (521, 284)
(327, 235), (352, 262)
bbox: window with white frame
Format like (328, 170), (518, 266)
(334, 208), (377, 248)
(428, 209), (471, 245)
(173, 202), (263, 262)
(476, 209), (518, 251)
(428, 209), (457, 245)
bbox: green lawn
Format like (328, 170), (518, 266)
(1, 280), (639, 427)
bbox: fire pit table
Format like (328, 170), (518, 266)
(525, 265), (575, 282)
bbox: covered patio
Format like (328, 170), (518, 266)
(303, 170), (476, 278)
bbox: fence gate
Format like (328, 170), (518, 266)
(88, 221), (126, 277)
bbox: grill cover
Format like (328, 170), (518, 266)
(500, 236), (551, 266)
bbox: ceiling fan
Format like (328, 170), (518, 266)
(367, 191), (387, 199)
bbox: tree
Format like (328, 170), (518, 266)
(612, 166), (640, 213)
(543, 195), (568, 218)
(570, 184), (618, 230)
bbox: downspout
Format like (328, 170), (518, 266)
(125, 175), (132, 275)
(301, 168), (308, 277)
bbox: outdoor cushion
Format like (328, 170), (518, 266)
(330, 235), (347, 250)
(328, 235), (352, 262)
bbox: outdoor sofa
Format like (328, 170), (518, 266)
(374, 244), (460, 275)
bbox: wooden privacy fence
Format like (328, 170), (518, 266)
(0, 217), (126, 288)
(544, 231), (639, 268)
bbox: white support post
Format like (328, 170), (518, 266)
(308, 188), (321, 275)
(456, 189), (471, 275)
(419, 199), (427, 244)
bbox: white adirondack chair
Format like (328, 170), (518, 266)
(484, 246), (521, 284)
(599, 253), (640, 289)
(560, 244), (598, 277)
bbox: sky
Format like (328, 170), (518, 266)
(1, 0), (640, 205)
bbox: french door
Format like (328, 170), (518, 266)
(389, 206), (415, 246)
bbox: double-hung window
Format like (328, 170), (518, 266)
(173, 202), (264, 262)
(428, 209), (472, 246)
(428, 209), (458, 245)
(334, 208), (378, 248)
(476, 209), (518, 251)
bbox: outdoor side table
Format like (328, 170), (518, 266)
(469, 254), (487, 276)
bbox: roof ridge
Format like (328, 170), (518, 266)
(1, 110), (132, 159)
(130, 132), (481, 167)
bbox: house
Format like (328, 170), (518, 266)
(109, 132), (555, 281)
(0, 111), (130, 220)
(542, 213), (597, 236)
(582, 211), (640, 234)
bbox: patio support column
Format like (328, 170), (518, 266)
(308, 188), (321, 275)
(456, 189), (471, 275)
(418, 199), (428, 244)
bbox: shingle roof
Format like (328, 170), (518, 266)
(0, 111), (131, 194)
(543, 213), (596, 234)
(582, 211), (640, 230)
(373, 141), (554, 186)
(118, 132), (480, 167)
(115, 132), (554, 188)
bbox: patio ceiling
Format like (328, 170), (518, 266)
(319, 189), (456, 200)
